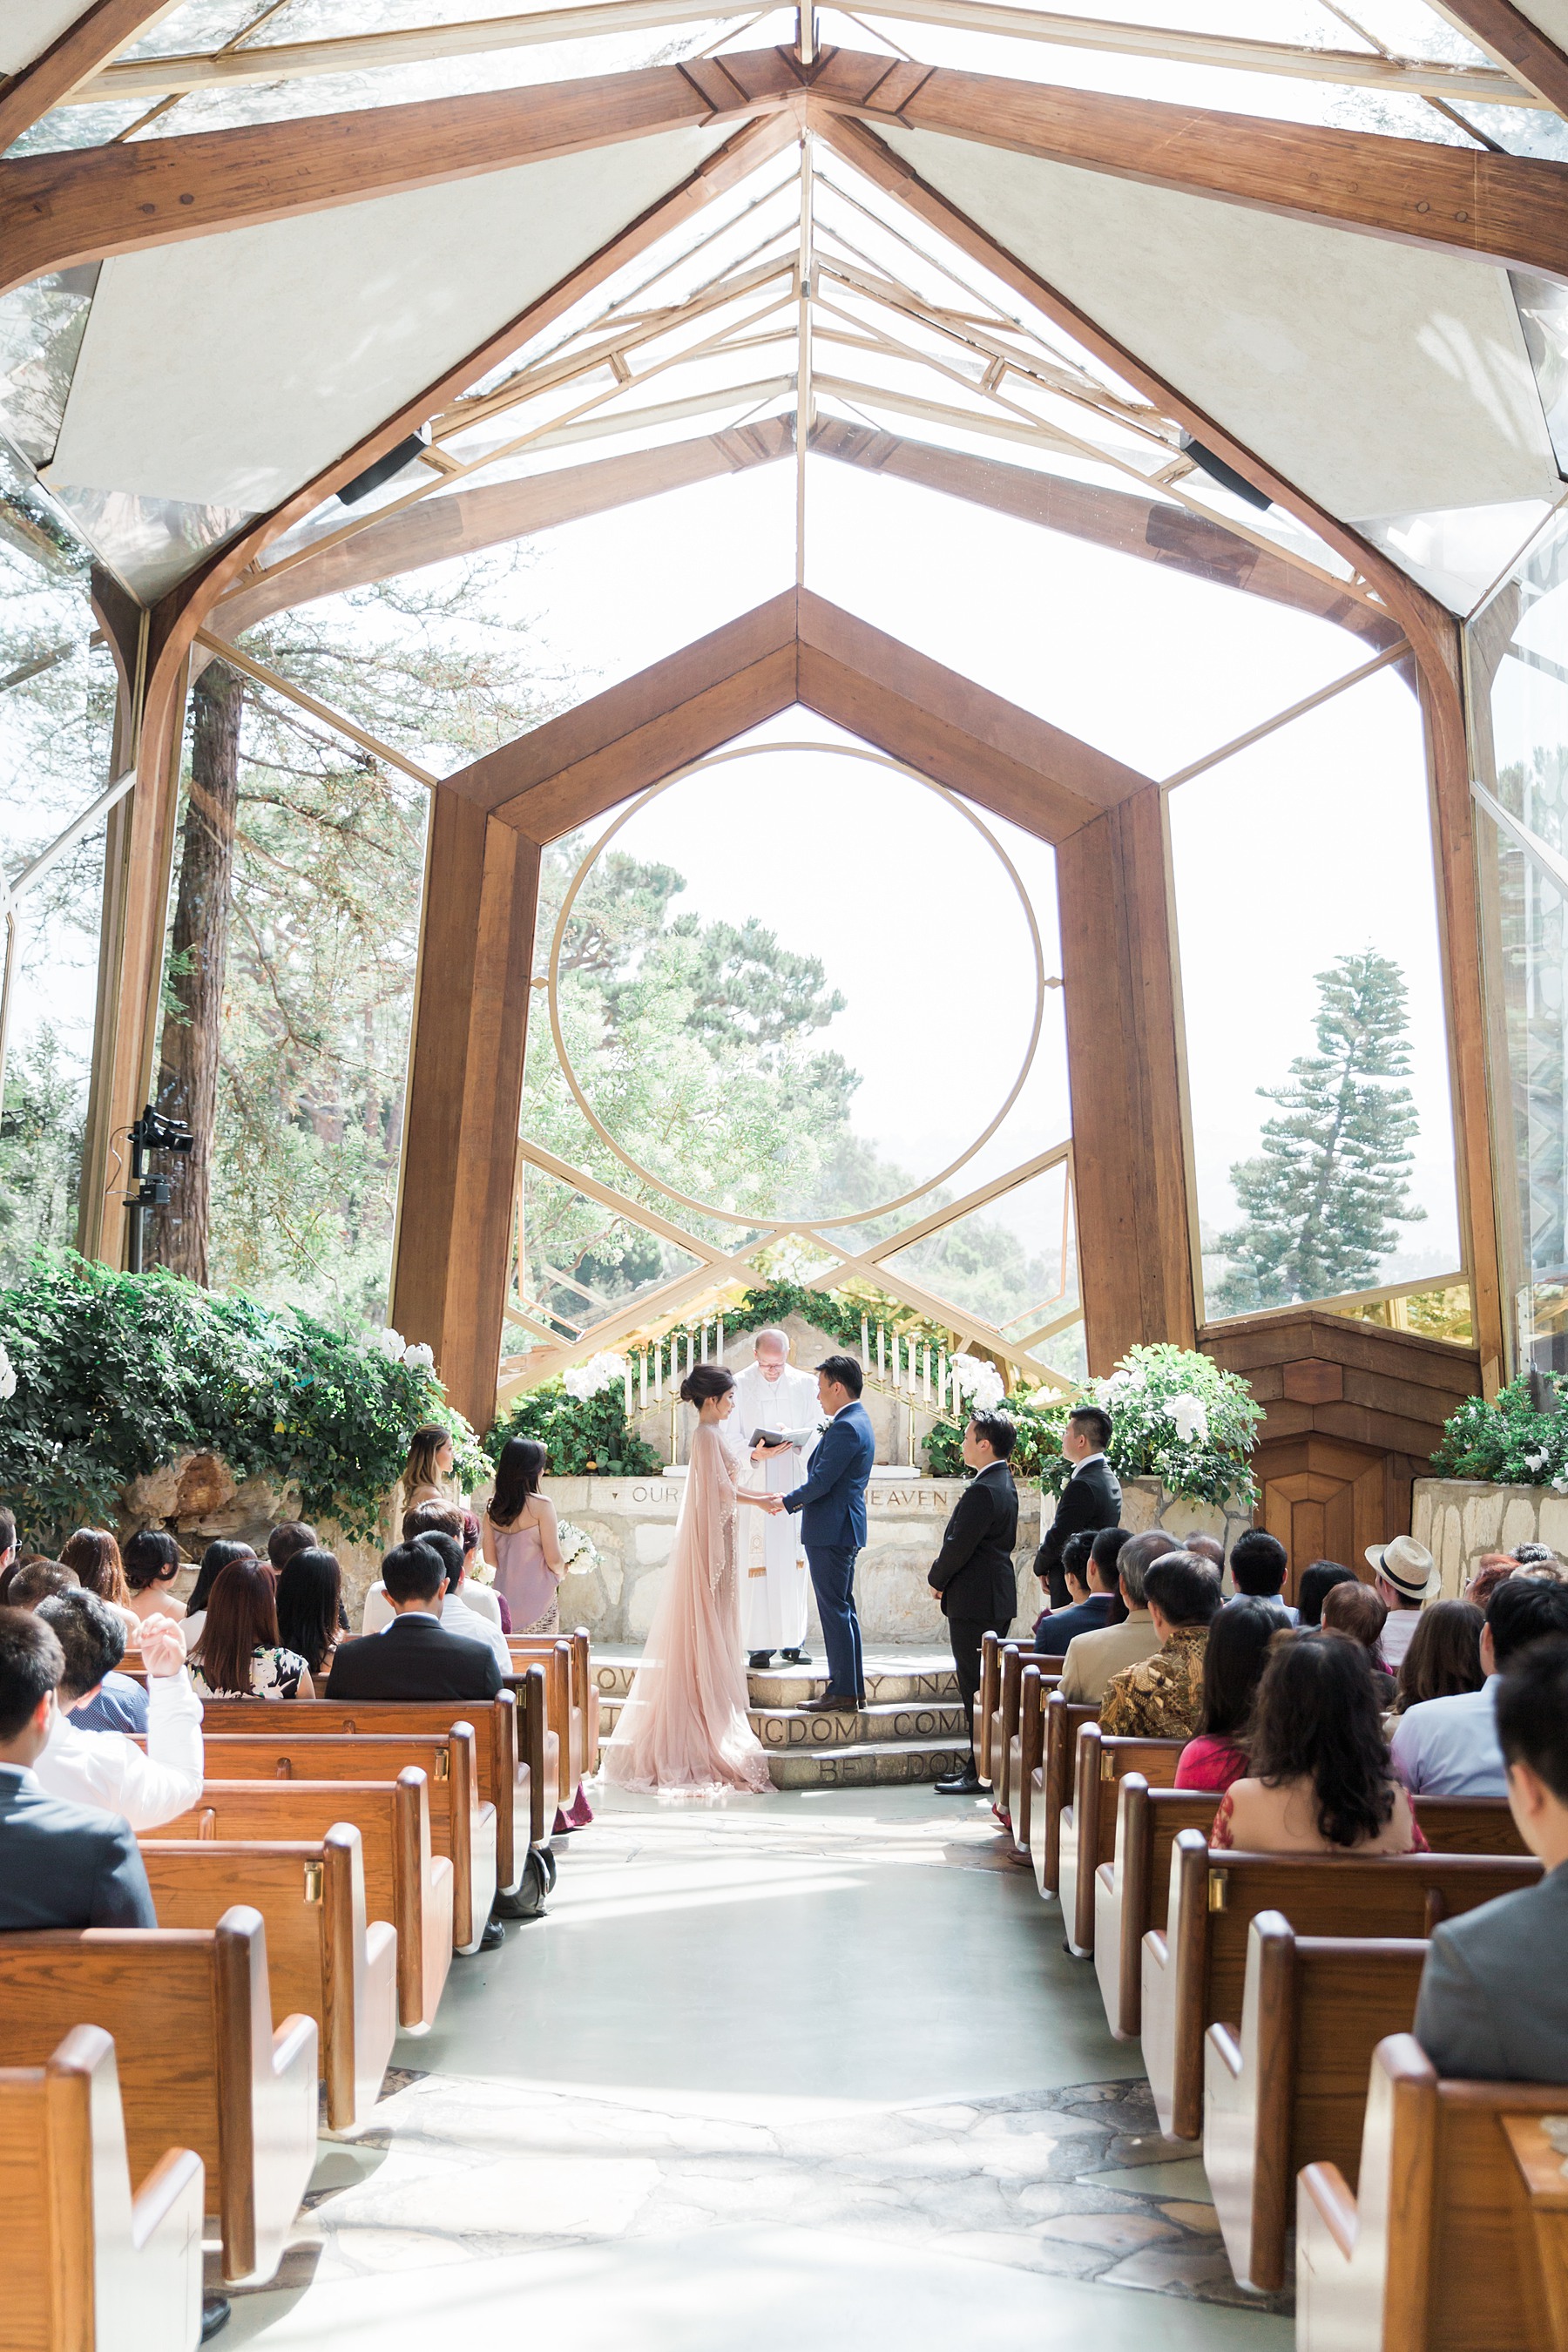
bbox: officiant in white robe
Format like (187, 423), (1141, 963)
(727, 1329), (819, 1664)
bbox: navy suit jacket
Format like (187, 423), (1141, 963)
(0, 1764), (156, 1930)
(326, 1611), (504, 1701)
(783, 1398), (875, 1551)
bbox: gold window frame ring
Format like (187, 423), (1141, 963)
(544, 740), (1047, 1230)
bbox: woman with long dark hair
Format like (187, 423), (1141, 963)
(485, 1436), (565, 1636)
(1395, 1598), (1485, 1713)
(605, 1363), (777, 1794)
(1210, 1631), (1425, 1854)
(1175, 1596), (1281, 1793)
(59, 1529), (139, 1639)
(180, 1538), (257, 1652)
(1295, 1559), (1356, 1628)
(188, 1557), (314, 1700)
(274, 1548), (344, 1679)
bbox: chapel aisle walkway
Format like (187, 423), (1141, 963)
(226, 1786), (1293, 2351)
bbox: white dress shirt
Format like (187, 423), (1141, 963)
(1389, 1680), (1505, 1797)
(1070, 1451), (1107, 1479)
(1379, 1607), (1422, 1668)
(439, 1590), (512, 1678)
(35, 1666), (205, 1831)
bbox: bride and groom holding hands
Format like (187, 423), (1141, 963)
(604, 1332), (875, 1796)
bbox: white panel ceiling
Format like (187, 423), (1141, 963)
(882, 128), (1560, 537)
(47, 124), (731, 511)
(0, 0), (94, 75)
(1512, 0), (1568, 48)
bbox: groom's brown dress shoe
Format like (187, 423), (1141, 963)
(800, 1691), (859, 1713)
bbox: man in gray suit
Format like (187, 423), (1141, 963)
(0, 1608), (155, 1930)
(1414, 1634), (1568, 2080)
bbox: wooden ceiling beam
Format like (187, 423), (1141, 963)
(0, 44), (828, 294)
(213, 419), (794, 633)
(807, 414), (1402, 651)
(808, 51), (1568, 282)
(0, 0), (180, 155)
(1426, 0), (1568, 119)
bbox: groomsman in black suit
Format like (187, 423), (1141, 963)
(928, 1408), (1020, 1796)
(1034, 1405), (1121, 1610)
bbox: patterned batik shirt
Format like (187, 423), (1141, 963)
(1098, 1624), (1210, 1740)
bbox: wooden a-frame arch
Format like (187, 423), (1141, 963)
(390, 585), (1195, 1425)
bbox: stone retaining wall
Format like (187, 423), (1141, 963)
(545, 1472), (1247, 1645)
(1412, 1477), (1568, 1599)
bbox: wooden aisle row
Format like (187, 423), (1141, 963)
(3, 1629), (599, 2348)
(973, 1632), (1565, 2350)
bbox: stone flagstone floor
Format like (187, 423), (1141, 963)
(224, 1784), (1292, 2350)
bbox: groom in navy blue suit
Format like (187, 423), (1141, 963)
(774, 1354), (875, 1712)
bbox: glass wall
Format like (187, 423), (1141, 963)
(1167, 659), (1463, 1323)
(1470, 508), (1568, 1372)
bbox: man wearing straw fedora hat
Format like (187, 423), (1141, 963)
(1365, 1533), (1440, 1669)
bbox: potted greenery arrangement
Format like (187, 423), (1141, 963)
(1414, 1373), (1568, 1586)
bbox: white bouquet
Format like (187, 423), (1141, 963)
(558, 1521), (599, 1576)
(950, 1351), (1006, 1412)
(563, 1351), (629, 1402)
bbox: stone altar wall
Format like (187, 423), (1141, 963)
(544, 1472), (1247, 1645)
(1412, 1478), (1568, 1600)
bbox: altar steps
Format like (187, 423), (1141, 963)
(593, 1654), (970, 1788)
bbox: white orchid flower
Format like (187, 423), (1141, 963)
(0, 1342), (15, 1402)
(377, 1327), (405, 1361)
(1166, 1392), (1209, 1443)
(402, 1342), (436, 1372)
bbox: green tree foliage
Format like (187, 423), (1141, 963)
(1210, 950), (1423, 1315)
(0, 1027), (84, 1283)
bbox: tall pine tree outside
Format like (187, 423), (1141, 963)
(1209, 949), (1423, 1315)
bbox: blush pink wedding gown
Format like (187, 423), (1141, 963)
(605, 1420), (773, 1796)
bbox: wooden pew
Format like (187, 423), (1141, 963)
(1031, 1691), (1098, 1897)
(1143, 1832), (1542, 2140)
(1204, 1909), (1429, 2293)
(990, 1646), (1058, 1828)
(150, 1773), (452, 2032)
(507, 1636), (585, 1800)
(1008, 1665), (1044, 1866)
(974, 1632), (1002, 1786)
(1093, 1777), (1217, 2038)
(1409, 1794), (1528, 1856)
(141, 1824), (396, 2134)
(1058, 1723), (1184, 1959)
(199, 1726), (495, 1953)
(1298, 2034), (1565, 2351)
(1503, 2116), (1568, 2351)
(194, 1685), (550, 1896)
(0, 1910), (317, 2287)
(1, 2024), (205, 2352)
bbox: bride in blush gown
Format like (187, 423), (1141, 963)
(605, 1362), (777, 1796)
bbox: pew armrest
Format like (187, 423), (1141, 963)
(1300, 2159), (1359, 2262)
(132, 2140), (206, 2254)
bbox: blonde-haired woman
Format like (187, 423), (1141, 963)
(402, 1423), (456, 1516)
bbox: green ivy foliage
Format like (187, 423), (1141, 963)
(0, 1253), (486, 1549)
(1431, 1375), (1568, 1489)
(487, 1382), (660, 1477)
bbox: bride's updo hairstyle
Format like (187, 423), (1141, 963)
(680, 1363), (734, 1408)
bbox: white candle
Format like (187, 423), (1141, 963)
(625, 1365), (632, 1417)
(861, 1315), (869, 1370)
(877, 1324), (886, 1379)
(923, 1343), (931, 1404)
(640, 1351), (647, 1409)
(654, 1343), (663, 1402)
(717, 1317), (725, 1361)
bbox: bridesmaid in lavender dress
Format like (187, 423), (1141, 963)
(485, 1439), (565, 1635)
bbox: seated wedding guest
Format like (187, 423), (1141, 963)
(418, 1531), (511, 1679)
(1176, 1594), (1284, 1793)
(1186, 1534), (1226, 1576)
(0, 1610), (155, 1930)
(1058, 1529), (1175, 1703)
(485, 1438), (566, 1636)
(1512, 1542), (1561, 1573)
(189, 1557), (314, 1700)
(58, 1529), (138, 1637)
(1321, 1578), (1397, 1706)
(1100, 1551), (1221, 1738)
(1463, 1558), (1515, 1612)
(1394, 1598), (1484, 1715)
(402, 1424), (456, 1517)
(1365, 1533), (1438, 1668)
(180, 1538), (257, 1653)
(364, 1502), (508, 1636)
(1032, 1530), (1116, 1656)
(463, 1511), (510, 1632)
(327, 1542), (504, 1702)
(927, 1408), (1018, 1797)
(274, 1548), (345, 1682)
(1414, 1636), (1568, 2081)
(1213, 1632), (1426, 1855)
(122, 1529), (186, 1627)
(1034, 1405), (1120, 1610)
(266, 1521), (317, 1578)
(1227, 1528), (1298, 1622)
(1296, 1559), (1356, 1628)
(1391, 1577), (1568, 1797)
(7, 1559), (78, 1609)
(1091, 1525), (1131, 1624)
(33, 1592), (203, 1830)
